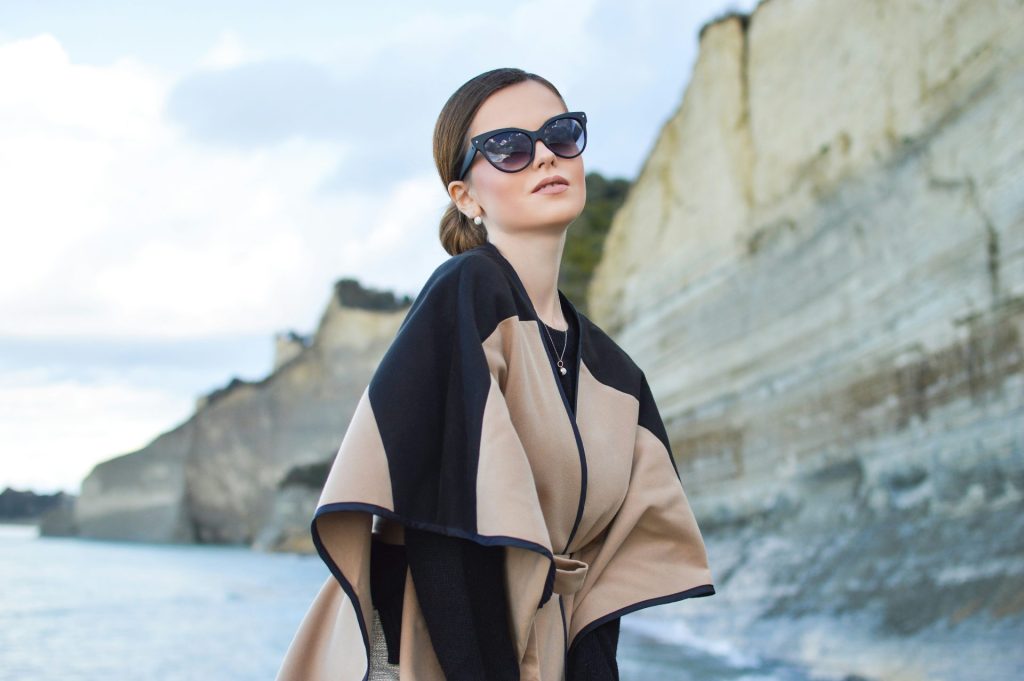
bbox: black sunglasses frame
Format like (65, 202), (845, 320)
(457, 111), (587, 181)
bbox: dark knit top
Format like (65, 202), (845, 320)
(370, 293), (621, 680)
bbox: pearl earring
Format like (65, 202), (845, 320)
(474, 215), (482, 225)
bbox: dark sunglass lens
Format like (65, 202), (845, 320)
(483, 131), (533, 171)
(543, 118), (586, 158)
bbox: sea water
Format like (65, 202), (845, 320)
(0, 523), (822, 680)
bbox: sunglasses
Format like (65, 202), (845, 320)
(457, 111), (587, 181)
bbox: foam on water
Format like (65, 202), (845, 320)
(623, 612), (767, 669)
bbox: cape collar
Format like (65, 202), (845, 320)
(476, 239), (584, 416)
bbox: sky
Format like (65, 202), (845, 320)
(0, 0), (760, 495)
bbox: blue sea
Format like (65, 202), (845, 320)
(0, 523), (824, 680)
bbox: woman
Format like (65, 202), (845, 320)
(276, 67), (715, 681)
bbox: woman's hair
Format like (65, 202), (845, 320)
(433, 67), (567, 256)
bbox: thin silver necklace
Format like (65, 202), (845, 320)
(541, 320), (569, 375)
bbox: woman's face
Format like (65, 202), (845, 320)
(449, 80), (586, 238)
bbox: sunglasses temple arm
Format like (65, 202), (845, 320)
(457, 146), (478, 181)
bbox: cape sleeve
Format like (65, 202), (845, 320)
(403, 527), (519, 680)
(566, 371), (716, 656)
(275, 254), (557, 681)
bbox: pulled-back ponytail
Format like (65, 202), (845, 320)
(438, 200), (487, 256)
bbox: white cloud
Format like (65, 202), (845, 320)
(0, 33), (440, 339)
(198, 29), (254, 69)
(0, 32), (453, 492)
(0, 34), (168, 308)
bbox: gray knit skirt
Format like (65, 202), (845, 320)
(369, 608), (401, 680)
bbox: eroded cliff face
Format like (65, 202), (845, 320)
(587, 0), (1024, 679)
(72, 287), (408, 548)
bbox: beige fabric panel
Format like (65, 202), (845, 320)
(503, 544), (558, 673)
(317, 385), (395, 513)
(506, 590), (566, 681)
(274, 568), (368, 681)
(276, 384), (394, 680)
(475, 369), (552, 550)
(566, 423), (715, 647)
(476, 364), (556, 660)
(275, 384), (414, 680)
(315, 511), (375, 642)
(535, 593), (568, 681)
(571, 360), (639, 550)
(483, 317), (583, 551)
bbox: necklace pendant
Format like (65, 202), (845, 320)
(559, 365), (567, 375)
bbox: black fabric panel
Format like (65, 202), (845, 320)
(404, 527), (519, 681)
(566, 616), (621, 680)
(575, 306), (643, 400)
(635, 371), (679, 476)
(575, 304), (677, 474)
(368, 251), (518, 536)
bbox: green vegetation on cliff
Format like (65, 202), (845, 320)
(327, 170), (630, 317)
(559, 171), (632, 316)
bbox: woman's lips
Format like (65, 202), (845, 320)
(532, 174), (570, 193)
(533, 183), (569, 195)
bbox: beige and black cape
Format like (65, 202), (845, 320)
(276, 239), (715, 680)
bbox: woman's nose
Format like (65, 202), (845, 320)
(534, 138), (557, 164)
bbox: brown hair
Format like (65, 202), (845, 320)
(433, 67), (567, 256)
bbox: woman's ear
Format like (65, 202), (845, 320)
(448, 179), (478, 219)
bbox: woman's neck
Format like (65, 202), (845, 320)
(486, 233), (567, 330)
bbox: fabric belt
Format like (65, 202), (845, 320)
(552, 553), (589, 595)
(371, 518), (591, 597)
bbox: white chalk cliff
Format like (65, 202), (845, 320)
(73, 282), (408, 549)
(587, 1), (1024, 679)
